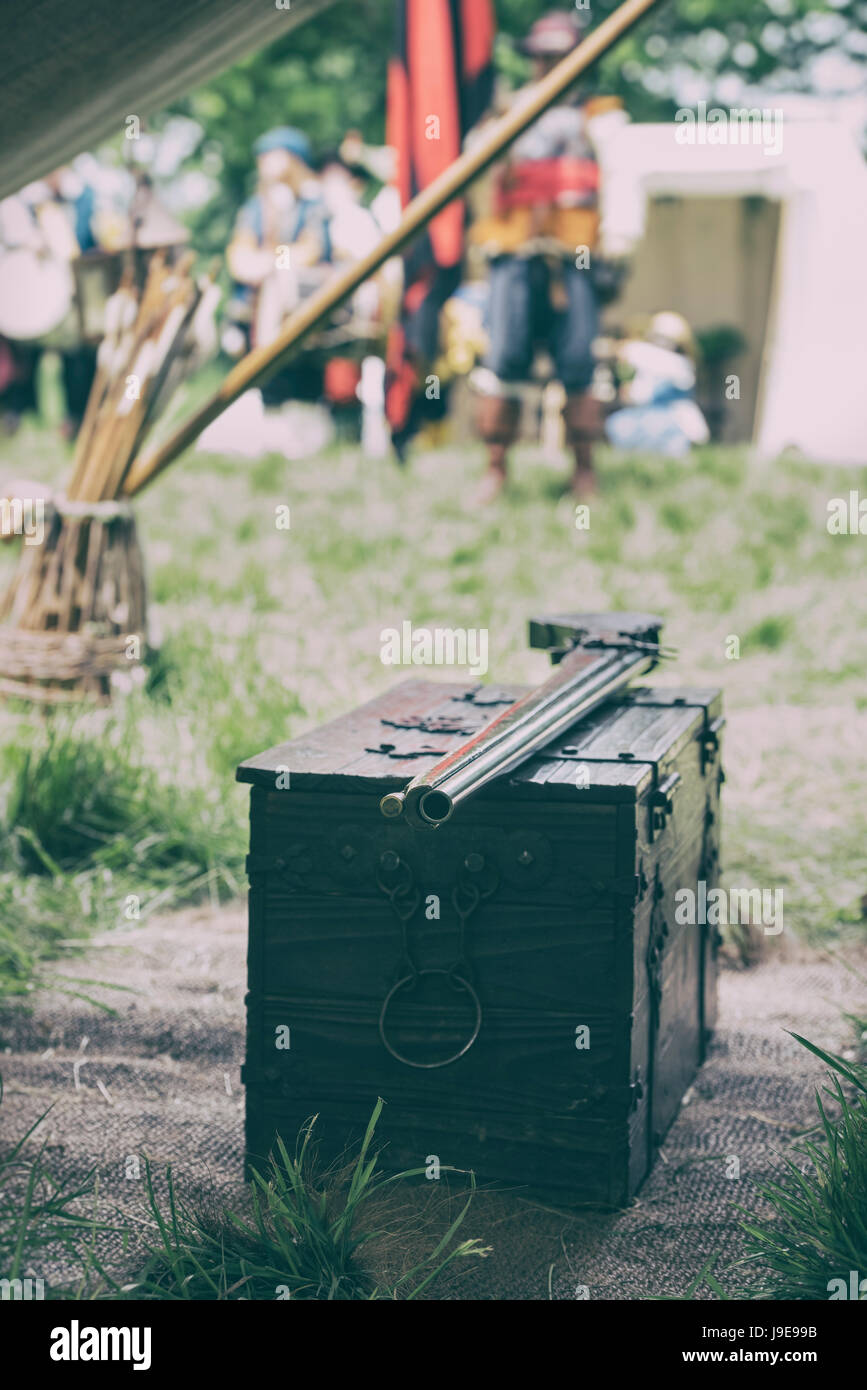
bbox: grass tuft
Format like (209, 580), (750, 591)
(3, 1098), (490, 1301)
(114, 1101), (490, 1300)
(0, 1081), (111, 1289)
(737, 1034), (867, 1300)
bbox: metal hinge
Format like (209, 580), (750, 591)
(699, 715), (726, 775)
(648, 770), (681, 841)
(635, 859), (649, 902)
(629, 1069), (644, 1112)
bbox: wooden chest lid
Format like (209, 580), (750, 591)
(237, 679), (721, 805)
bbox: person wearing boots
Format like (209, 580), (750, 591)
(468, 9), (636, 501)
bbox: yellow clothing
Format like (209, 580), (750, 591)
(471, 206), (600, 257)
(469, 95), (622, 258)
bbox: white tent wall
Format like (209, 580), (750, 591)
(602, 119), (867, 465)
(757, 125), (867, 465)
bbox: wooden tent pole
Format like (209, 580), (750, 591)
(123, 0), (663, 497)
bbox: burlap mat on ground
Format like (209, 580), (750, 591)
(1, 905), (863, 1300)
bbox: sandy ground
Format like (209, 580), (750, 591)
(2, 903), (864, 1300)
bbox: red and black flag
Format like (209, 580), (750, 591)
(385, 0), (496, 455)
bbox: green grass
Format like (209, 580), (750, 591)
(0, 1083), (107, 1289)
(737, 1036), (867, 1300)
(1, 382), (866, 995)
(113, 1099), (488, 1301)
(655, 1020), (867, 1302)
(0, 699), (248, 997)
(2, 1096), (489, 1300)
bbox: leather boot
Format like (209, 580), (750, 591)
(563, 392), (602, 497)
(474, 394), (521, 503)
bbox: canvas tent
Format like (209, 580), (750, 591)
(602, 118), (867, 464)
(0, 0), (337, 201)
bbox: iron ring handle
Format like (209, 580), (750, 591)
(378, 969), (482, 1069)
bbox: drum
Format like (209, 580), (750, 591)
(0, 247), (78, 349)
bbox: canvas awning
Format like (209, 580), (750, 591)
(0, 0), (337, 201)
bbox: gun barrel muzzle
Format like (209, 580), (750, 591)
(381, 627), (660, 828)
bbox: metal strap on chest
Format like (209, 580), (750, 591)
(645, 866), (667, 1150)
(549, 746), (681, 841)
(698, 794), (722, 1061)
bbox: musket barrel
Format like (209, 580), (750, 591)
(389, 636), (659, 828)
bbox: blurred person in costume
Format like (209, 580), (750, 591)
(1, 155), (192, 440)
(336, 130), (402, 237)
(606, 311), (710, 458)
(0, 191), (41, 434)
(316, 148), (401, 441)
(225, 127), (332, 408)
(468, 9), (638, 501)
(0, 167), (102, 437)
(205, 128), (337, 459)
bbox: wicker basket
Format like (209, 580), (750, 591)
(0, 496), (147, 702)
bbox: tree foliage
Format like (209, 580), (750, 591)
(160, 0), (867, 256)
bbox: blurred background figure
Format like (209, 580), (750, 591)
(605, 310), (710, 459)
(468, 8), (637, 502)
(0, 167), (101, 438)
(214, 126), (403, 459)
(0, 190), (43, 434)
(226, 127), (331, 399)
(316, 144), (400, 446)
(318, 149), (381, 258)
(0, 155), (192, 441)
(214, 126), (335, 458)
(336, 130), (401, 238)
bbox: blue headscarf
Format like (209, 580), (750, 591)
(253, 127), (313, 165)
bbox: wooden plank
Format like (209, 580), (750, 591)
(239, 678), (678, 796)
(570, 702), (687, 759)
(237, 678), (487, 785)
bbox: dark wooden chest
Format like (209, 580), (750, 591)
(237, 679), (724, 1206)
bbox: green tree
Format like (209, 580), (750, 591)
(159, 0), (866, 257)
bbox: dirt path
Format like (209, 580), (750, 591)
(2, 905), (863, 1299)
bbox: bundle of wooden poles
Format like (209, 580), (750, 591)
(68, 251), (207, 503)
(0, 252), (211, 702)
